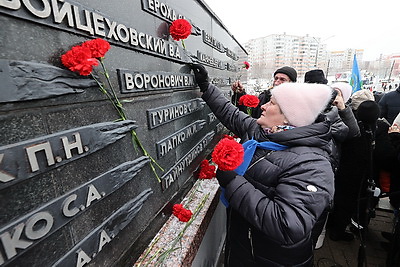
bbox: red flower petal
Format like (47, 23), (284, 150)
(212, 138), (244, 171)
(178, 208), (193, 222)
(82, 38), (111, 58)
(169, 19), (192, 41)
(239, 95), (260, 108)
(200, 159), (209, 168)
(172, 204), (184, 217)
(198, 160), (216, 179)
(61, 45), (98, 76)
(172, 204), (193, 222)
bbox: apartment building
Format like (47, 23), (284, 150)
(329, 49), (364, 74)
(245, 33), (329, 80)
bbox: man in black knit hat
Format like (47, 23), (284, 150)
(250, 66), (297, 118)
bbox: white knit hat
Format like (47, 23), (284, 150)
(271, 83), (332, 127)
(331, 82), (352, 103)
(350, 89), (374, 110)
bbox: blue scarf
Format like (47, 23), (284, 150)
(234, 139), (288, 175)
(220, 139), (288, 207)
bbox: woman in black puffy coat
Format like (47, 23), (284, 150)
(191, 64), (335, 266)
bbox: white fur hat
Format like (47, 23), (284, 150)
(331, 82), (352, 103)
(272, 83), (332, 127)
(350, 89), (374, 110)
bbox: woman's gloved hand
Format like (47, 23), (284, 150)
(216, 169), (236, 187)
(191, 64), (209, 92)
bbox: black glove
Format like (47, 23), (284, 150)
(191, 63), (209, 92)
(216, 169), (236, 187)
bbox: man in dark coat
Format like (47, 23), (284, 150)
(191, 64), (334, 266)
(379, 87), (400, 124)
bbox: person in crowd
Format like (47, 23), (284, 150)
(330, 82), (360, 138)
(375, 94), (400, 214)
(351, 89), (375, 110)
(304, 69), (328, 84)
(329, 88), (380, 242)
(191, 63), (334, 266)
(302, 74), (359, 248)
(388, 117), (400, 211)
(378, 85), (400, 124)
(373, 90), (384, 103)
(374, 108), (400, 254)
(230, 80), (247, 113)
(313, 82), (359, 248)
(302, 76), (359, 168)
(250, 66), (297, 118)
(327, 82), (361, 167)
(370, 88), (395, 208)
(385, 119), (400, 266)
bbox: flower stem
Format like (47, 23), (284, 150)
(181, 40), (186, 49)
(144, 248), (163, 267)
(91, 73), (126, 119)
(130, 130), (164, 182)
(183, 181), (202, 208)
(99, 58), (125, 118)
(153, 193), (210, 265)
(233, 92), (237, 107)
(247, 107), (252, 116)
(94, 61), (163, 182)
(136, 236), (161, 267)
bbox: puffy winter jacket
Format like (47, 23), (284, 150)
(379, 87), (400, 124)
(202, 84), (335, 266)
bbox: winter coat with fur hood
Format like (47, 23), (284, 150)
(202, 84), (335, 266)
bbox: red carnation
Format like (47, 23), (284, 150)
(238, 97), (244, 106)
(169, 19), (192, 41)
(198, 160), (216, 179)
(239, 95), (260, 108)
(178, 209), (193, 222)
(172, 204), (184, 216)
(243, 61), (250, 69)
(82, 38), (111, 58)
(61, 45), (98, 76)
(212, 138), (244, 171)
(172, 204), (193, 222)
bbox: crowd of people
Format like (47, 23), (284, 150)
(190, 63), (400, 266)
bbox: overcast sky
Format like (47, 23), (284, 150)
(203, 0), (398, 61)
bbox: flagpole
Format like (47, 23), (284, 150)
(388, 60), (395, 81)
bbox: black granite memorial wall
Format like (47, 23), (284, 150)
(0, 0), (247, 266)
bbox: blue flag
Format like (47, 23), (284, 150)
(350, 54), (362, 94)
